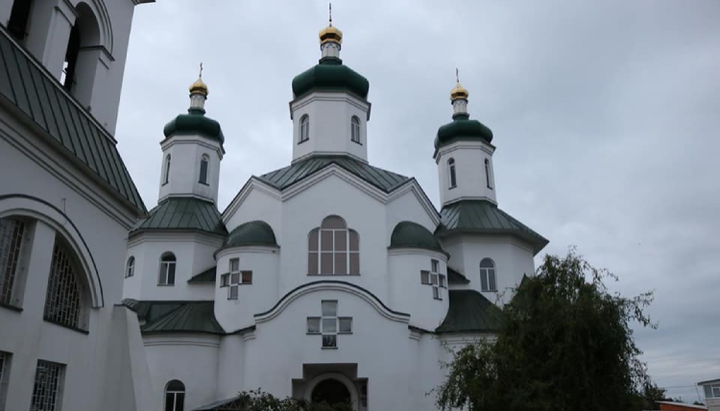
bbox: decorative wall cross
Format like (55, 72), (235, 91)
(421, 258), (446, 300)
(307, 300), (352, 348)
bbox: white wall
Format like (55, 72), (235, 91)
(436, 140), (497, 206)
(123, 233), (221, 301)
(158, 134), (223, 204)
(291, 92), (370, 162)
(0, 115), (139, 410)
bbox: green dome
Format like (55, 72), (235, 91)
(163, 109), (224, 144)
(221, 220), (277, 249)
(292, 57), (369, 100)
(389, 221), (444, 253)
(434, 114), (493, 149)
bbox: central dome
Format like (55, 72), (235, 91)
(291, 57), (369, 100)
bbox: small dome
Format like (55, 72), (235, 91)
(390, 221), (444, 253)
(221, 220), (278, 249)
(163, 110), (224, 143)
(434, 116), (493, 149)
(189, 77), (208, 96)
(450, 81), (469, 101)
(319, 24), (343, 45)
(291, 58), (369, 99)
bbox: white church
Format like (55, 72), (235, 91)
(0, 1), (548, 410)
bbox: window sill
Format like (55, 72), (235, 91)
(449, 186), (457, 190)
(298, 139), (309, 145)
(307, 273), (361, 277)
(0, 301), (23, 312)
(43, 318), (89, 335)
(321, 346), (338, 350)
(351, 140), (363, 146)
(307, 332), (321, 335)
(162, 182), (169, 186)
(198, 182), (210, 186)
(338, 331), (353, 335)
(157, 284), (175, 287)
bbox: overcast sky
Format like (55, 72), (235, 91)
(115, 0), (720, 402)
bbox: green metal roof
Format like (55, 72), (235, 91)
(435, 113), (494, 150)
(123, 299), (225, 335)
(0, 28), (146, 214)
(292, 57), (370, 100)
(448, 266), (470, 284)
(389, 221), (444, 254)
(163, 108), (224, 144)
(187, 266), (216, 284)
(258, 155), (410, 193)
(437, 200), (549, 255)
(220, 220), (277, 250)
(436, 290), (504, 333)
(131, 197), (227, 237)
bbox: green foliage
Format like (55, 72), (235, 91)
(436, 248), (656, 411)
(234, 390), (353, 411)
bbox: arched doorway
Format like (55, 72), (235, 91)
(311, 378), (351, 405)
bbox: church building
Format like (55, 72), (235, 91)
(0, 2), (548, 410)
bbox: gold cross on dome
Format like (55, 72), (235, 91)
(199, 62), (203, 78)
(329, 3), (333, 26)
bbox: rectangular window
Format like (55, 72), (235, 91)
(30, 360), (65, 411)
(439, 274), (446, 288)
(322, 335), (337, 348)
(431, 259), (439, 273)
(321, 301), (337, 317)
(228, 286), (238, 300)
(713, 385), (720, 398)
(0, 218), (26, 306)
(199, 158), (209, 184)
(420, 270), (430, 284)
(339, 317), (353, 333)
(433, 286), (441, 300)
(230, 273), (240, 284)
(307, 317), (321, 334)
(229, 258), (239, 272)
(220, 273), (229, 287)
(0, 352), (10, 411)
(430, 273), (438, 285)
(241, 271), (252, 284)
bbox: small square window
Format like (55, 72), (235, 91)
(241, 271), (253, 284)
(339, 317), (352, 333)
(713, 385), (720, 398)
(431, 259), (439, 273)
(220, 273), (229, 287)
(321, 301), (337, 317)
(322, 318), (337, 333)
(439, 274), (446, 288)
(231, 273), (240, 284)
(420, 270), (430, 284)
(322, 335), (337, 348)
(228, 286), (238, 300)
(431, 274), (438, 285)
(307, 317), (320, 334)
(229, 258), (239, 272)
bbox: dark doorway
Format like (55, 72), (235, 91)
(8, 0), (33, 41)
(311, 378), (351, 405)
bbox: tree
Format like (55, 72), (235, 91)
(231, 390), (353, 411)
(436, 249), (656, 411)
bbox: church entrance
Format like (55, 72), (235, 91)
(311, 378), (352, 405)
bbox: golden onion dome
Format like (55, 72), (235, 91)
(450, 81), (469, 101)
(319, 24), (343, 45)
(189, 77), (208, 96)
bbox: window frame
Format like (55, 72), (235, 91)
(163, 154), (171, 185)
(43, 237), (89, 332)
(350, 116), (361, 144)
(199, 154), (210, 185)
(308, 216), (360, 276)
(448, 158), (457, 189)
(480, 258), (497, 292)
(299, 114), (310, 143)
(712, 385), (720, 398)
(125, 256), (135, 278)
(164, 380), (185, 411)
(30, 360), (65, 411)
(306, 300), (352, 348)
(485, 158), (493, 189)
(0, 351), (10, 411)
(158, 253), (177, 286)
(0, 216), (30, 308)
(226, 259), (252, 300)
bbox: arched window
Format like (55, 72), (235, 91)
(480, 258), (497, 292)
(163, 154), (171, 185)
(8, 0), (33, 42)
(308, 216), (359, 275)
(350, 116), (361, 144)
(165, 380), (185, 411)
(485, 158), (492, 189)
(299, 115), (310, 143)
(448, 158), (457, 188)
(158, 253), (176, 286)
(0, 217), (28, 306)
(125, 256), (135, 278)
(199, 154), (209, 185)
(62, 2), (101, 99)
(44, 236), (90, 330)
